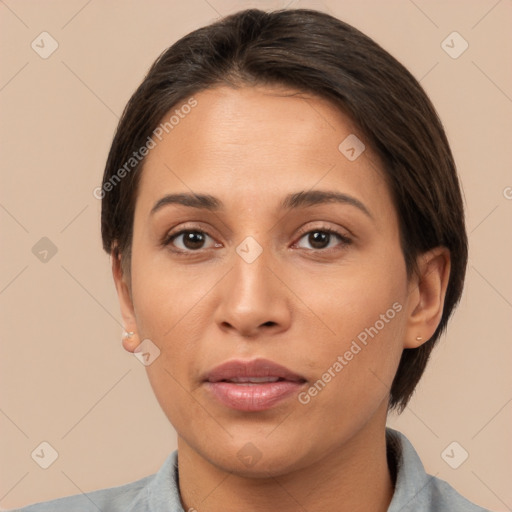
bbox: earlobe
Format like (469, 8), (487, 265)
(121, 330), (139, 353)
(403, 247), (451, 349)
(111, 251), (139, 353)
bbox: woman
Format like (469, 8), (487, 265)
(15, 8), (492, 512)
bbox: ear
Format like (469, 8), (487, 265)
(111, 251), (139, 353)
(403, 247), (451, 349)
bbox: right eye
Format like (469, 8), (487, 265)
(163, 229), (220, 254)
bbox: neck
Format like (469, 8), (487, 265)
(177, 413), (394, 512)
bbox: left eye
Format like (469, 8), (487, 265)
(295, 229), (350, 250)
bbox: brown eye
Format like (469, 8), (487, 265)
(307, 231), (330, 249)
(167, 230), (215, 251)
(296, 229), (351, 251)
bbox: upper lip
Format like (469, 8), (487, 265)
(204, 358), (306, 383)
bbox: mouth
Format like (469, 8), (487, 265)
(217, 376), (288, 384)
(203, 358), (307, 412)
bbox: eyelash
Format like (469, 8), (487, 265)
(162, 224), (352, 257)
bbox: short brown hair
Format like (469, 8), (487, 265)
(100, 8), (468, 413)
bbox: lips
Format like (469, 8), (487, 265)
(204, 358), (306, 384)
(203, 358), (307, 412)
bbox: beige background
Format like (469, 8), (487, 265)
(1, 0), (511, 510)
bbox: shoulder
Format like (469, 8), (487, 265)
(386, 428), (493, 512)
(426, 475), (493, 512)
(8, 451), (180, 512)
(8, 476), (151, 512)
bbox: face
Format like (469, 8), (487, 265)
(116, 85), (421, 476)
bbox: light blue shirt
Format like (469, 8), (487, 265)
(11, 428), (492, 511)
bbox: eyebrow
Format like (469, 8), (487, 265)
(150, 190), (372, 219)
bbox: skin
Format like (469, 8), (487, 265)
(112, 85), (450, 512)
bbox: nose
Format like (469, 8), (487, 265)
(213, 245), (292, 339)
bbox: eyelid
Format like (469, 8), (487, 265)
(294, 222), (352, 242)
(162, 223), (220, 250)
(291, 223), (352, 252)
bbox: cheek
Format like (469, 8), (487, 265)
(129, 245), (216, 407)
(302, 257), (405, 344)
(296, 257), (407, 404)
(133, 279), (209, 434)
(130, 238), (211, 336)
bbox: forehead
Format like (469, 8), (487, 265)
(135, 85), (394, 221)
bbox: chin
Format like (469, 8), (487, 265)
(198, 435), (315, 479)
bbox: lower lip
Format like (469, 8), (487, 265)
(204, 381), (305, 411)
